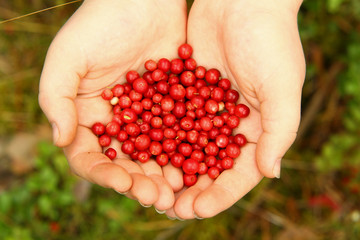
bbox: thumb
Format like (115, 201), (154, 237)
(39, 39), (85, 147)
(256, 77), (304, 179)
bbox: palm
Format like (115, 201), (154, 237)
(40, 0), (187, 210)
(166, 0), (305, 219)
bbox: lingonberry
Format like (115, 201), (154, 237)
(235, 104), (250, 118)
(208, 167), (220, 179)
(143, 71), (154, 84)
(149, 128), (164, 141)
(101, 88), (113, 100)
(116, 130), (128, 142)
(218, 78), (231, 91)
(121, 140), (135, 154)
(226, 115), (240, 129)
(157, 58), (171, 72)
(112, 84), (125, 97)
(144, 84), (156, 98)
(226, 143), (241, 158)
(162, 139), (177, 153)
(152, 69), (165, 82)
(164, 128), (177, 139)
(92, 122), (105, 135)
(205, 156), (217, 167)
(195, 66), (206, 79)
(204, 142), (219, 156)
(144, 59), (157, 71)
(150, 116), (163, 128)
(215, 134), (229, 148)
(131, 101), (143, 115)
(178, 43), (193, 60)
(125, 123), (141, 137)
(234, 133), (247, 147)
(161, 98), (175, 112)
(149, 141), (162, 156)
(221, 157), (234, 170)
(134, 134), (151, 151)
(180, 71), (196, 87)
(170, 58), (184, 74)
(141, 98), (153, 110)
(199, 86), (211, 99)
(121, 109), (138, 124)
(198, 162), (208, 175)
(205, 68), (221, 85)
(191, 96), (205, 109)
(118, 95), (132, 109)
(205, 99), (219, 114)
(133, 78), (148, 94)
(186, 130), (199, 144)
(105, 122), (120, 136)
(224, 89), (240, 103)
(126, 70), (140, 84)
(182, 159), (199, 175)
(200, 116), (213, 131)
(184, 58), (197, 71)
(138, 151), (150, 163)
(105, 148), (117, 160)
(169, 84), (186, 100)
(183, 174), (197, 187)
(156, 153), (169, 166)
(99, 134), (111, 147)
(168, 75), (180, 85)
(178, 143), (192, 157)
(197, 134), (209, 148)
(191, 150), (205, 162)
(156, 80), (170, 95)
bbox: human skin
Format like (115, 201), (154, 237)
(38, 0), (187, 210)
(163, 0), (306, 219)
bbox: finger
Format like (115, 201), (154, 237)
(163, 163), (184, 192)
(165, 188), (187, 220)
(64, 126), (132, 193)
(114, 159), (159, 206)
(137, 160), (174, 211)
(39, 38), (87, 147)
(173, 175), (213, 220)
(193, 143), (263, 218)
(256, 76), (304, 178)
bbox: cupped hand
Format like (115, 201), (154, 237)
(39, 0), (187, 210)
(166, 0), (306, 219)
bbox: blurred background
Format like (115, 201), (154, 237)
(1, 0), (360, 239)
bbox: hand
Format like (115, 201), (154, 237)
(39, 0), (187, 210)
(165, 0), (306, 219)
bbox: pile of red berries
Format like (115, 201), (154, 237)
(91, 44), (250, 187)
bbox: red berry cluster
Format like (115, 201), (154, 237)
(91, 44), (250, 187)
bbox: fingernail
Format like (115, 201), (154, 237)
(114, 190), (128, 195)
(272, 159), (281, 179)
(166, 215), (176, 220)
(52, 122), (59, 145)
(193, 211), (203, 220)
(155, 208), (166, 214)
(139, 201), (152, 208)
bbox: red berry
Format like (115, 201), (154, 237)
(208, 167), (220, 179)
(215, 134), (229, 148)
(226, 143), (241, 158)
(144, 59), (157, 71)
(170, 153), (185, 168)
(218, 78), (231, 91)
(125, 123), (141, 137)
(92, 122), (105, 135)
(178, 143), (192, 157)
(180, 71), (196, 87)
(156, 153), (169, 166)
(178, 43), (193, 59)
(101, 88), (113, 100)
(105, 122), (120, 136)
(183, 174), (197, 187)
(149, 128), (164, 141)
(205, 69), (221, 85)
(235, 104), (250, 118)
(169, 84), (186, 100)
(158, 58), (171, 72)
(226, 115), (240, 129)
(184, 58), (197, 71)
(221, 157), (234, 170)
(149, 141), (162, 155)
(170, 58), (184, 74)
(126, 71), (140, 84)
(234, 133), (247, 147)
(162, 139), (177, 153)
(105, 148), (117, 160)
(132, 78), (148, 94)
(134, 134), (151, 151)
(195, 66), (206, 79)
(224, 89), (239, 103)
(198, 162), (208, 175)
(205, 99), (219, 114)
(112, 84), (125, 97)
(138, 151), (151, 163)
(121, 140), (135, 154)
(99, 134), (111, 147)
(182, 159), (199, 175)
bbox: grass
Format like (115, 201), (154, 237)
(1, 0), (360, 239)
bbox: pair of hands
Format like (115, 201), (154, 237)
(39, 0), (305, 219)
